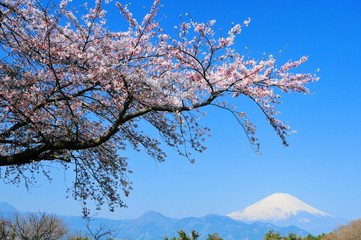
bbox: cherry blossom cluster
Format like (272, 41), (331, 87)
(0, 0), (318, 214)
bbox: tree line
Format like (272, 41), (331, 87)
(1, 212), (360, 240)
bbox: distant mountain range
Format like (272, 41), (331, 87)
(0, 204), (308, 240)
(0, 193), (348, 239)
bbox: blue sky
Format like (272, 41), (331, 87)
(1, 0), (361, 222)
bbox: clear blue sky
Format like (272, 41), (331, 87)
(1, 0), (361, 222)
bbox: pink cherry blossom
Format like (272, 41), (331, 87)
(0, 0), (318, 215)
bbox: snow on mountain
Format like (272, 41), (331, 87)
(226, 193), (347, 235)
(227, 193), (332, 221)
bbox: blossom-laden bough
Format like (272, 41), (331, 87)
(0, 0), (318, 215)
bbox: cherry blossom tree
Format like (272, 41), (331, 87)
(0, 0), (318, 214)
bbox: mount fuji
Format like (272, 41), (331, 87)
(227, 193), (346, 235)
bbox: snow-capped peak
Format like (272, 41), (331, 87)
(227, 193), (331, 221)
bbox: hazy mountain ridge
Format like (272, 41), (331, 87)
(0, 202), (18, 215)
(0, 202), (309, 240)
